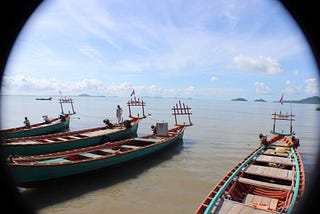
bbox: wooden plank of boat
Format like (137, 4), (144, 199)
(262, 149), (289, 157)
(68, 136), (82, 140)
(81, 128), (121, 137)
(244, 194), (278, 212)
(134, 137), (161, 143)
(99, 148), (117, 153)
(43, 139), (56, 143)
(56, 137), (68, 141)
(80, 152), (102, 158)
(245, 165), (293, 181)
(255, 154), (294, 166)
(272, 140), (289, 147)
(237, 177), (291, 191)
(214, 199), (277, 214)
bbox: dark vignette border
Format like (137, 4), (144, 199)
(0, 1), (319, 213)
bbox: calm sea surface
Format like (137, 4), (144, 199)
(1, 95), (320, 213)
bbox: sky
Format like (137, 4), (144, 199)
(1, 0), (319, 101)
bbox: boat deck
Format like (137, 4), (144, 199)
(7, 127), (123, 145)
(214, 198), (278, 214)
(245, 165), (293, 181)
(237, 177), (291, 191)
(255, 154), (294, 166)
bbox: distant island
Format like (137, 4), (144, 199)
(78, 94), (106, 97)
(274, 96), (320, 104)
(232, 98), (248, 101)
(254, 99), (267, 102)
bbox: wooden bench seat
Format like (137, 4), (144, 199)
(214, 199), (277, 214)
(238, 177), (291, 191)
(244, 194), (278, 211)
(80, 152), (102, 158)
(256, 154), (294, 166)
(245, 165), (293, 181)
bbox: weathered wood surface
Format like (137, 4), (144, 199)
(245, 165), (293, 181)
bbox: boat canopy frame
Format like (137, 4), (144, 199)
(171, 100), (192, 126)
(59, 98), (76, 115)
(127, 97), (146, 119)
(271, 112), (295, 136)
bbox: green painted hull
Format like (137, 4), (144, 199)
(1, 116), (71, 139)
(10, 131), (184, 185)
(4, 122), (139, 156)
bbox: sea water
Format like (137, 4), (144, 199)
(1, 95), (319, 213)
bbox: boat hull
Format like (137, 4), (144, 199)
(3, 121), (139, 156)
(9, 128), (184, 185)
(1, 115), (71, 139)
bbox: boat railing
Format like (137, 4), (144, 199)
(286, 147), (301, 214)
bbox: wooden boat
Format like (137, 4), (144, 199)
(0, 115), (71, 140)
(0, 98), (75, 139)
(7, 101), (192, 187)
(196, 112), (305, 214)
(36, 97), (52, 100)
(3, 98), (146, 156)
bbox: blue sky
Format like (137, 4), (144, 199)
(2, 0), (319, 100)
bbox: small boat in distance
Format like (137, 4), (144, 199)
(7, 101), (193, 187)
(3, 98), (146, 156)
(36, 97), (52, 101)
(195, 112), (305, 214)
(0, 98), (76, 139)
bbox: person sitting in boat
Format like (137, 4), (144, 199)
(59, 114), (66, 121)
(24, 117), (31, 128)
(103, 118), (114, 128)
(151, 125), (157, 134)
(258, 133), (268, 146)
(123, 120), (132, 128)
(291, 136), (300, 148)
(42, 115), (51, 123)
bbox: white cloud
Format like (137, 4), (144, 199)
(233, 55), (282, 75)
(284, 80), (302, 95)
(210, 76), (219, 81)
(1, 74), (246, 99)
(293, 69), (299, 76)
(254, 82), (272, 94)
(304, 78), (319, 95)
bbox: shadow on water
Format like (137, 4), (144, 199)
(20, 140), (184, 211)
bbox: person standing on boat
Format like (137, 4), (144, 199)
(24, 117), (31, 128)
(151, 125), (157, 134)
(116, 105), (123, 124)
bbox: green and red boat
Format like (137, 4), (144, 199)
(0, 98), (76, 139)
(7, 101), (192, 187)
(3, 98), (146, 156)
(195, 111), (305, 214)
(0, 114), (71, 140)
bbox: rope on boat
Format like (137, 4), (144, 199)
(286, 147), (300, 214)
(203, 145), (267, 214)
